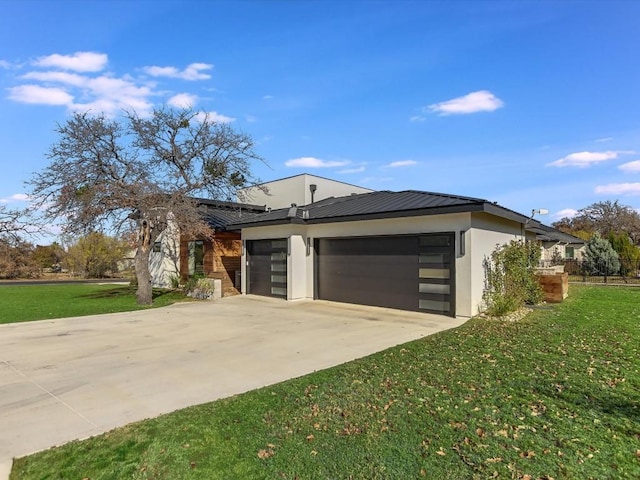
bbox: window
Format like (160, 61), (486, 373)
(152, 241), (162, 253)
(188, 240), (205, 276)
(565, 246), (574, 259)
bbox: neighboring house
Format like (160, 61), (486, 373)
(228, 189), (537, 319)
(526, 222), (586, 265)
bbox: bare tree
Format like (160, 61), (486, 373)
(29, 107), (263, 304)
(553, 200), (640, 244)
(0, 205), (30, 241)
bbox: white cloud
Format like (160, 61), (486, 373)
(386, 160), (418, 168)
(595, 183), (640, 195)
(7, 52), (226, 118)
(8, 84), (74, 105)
(194, 111), (235, 123)
(547, 150), (623, 168)
(22, 70), (87, 86)
(553, 208), (578, 219)
(594, 137), (613, 143)
(15, 70), (154, 114)
(285, 157), (350, 168)
(245, 114), (257, 123)
(618, 160), (640, 173)
(143, 62), (212, 80)
(34, 52), (107, 72)
(0, 193), (30, 204)
(339, 166), (366, 174)
(168, 93), (197, 108)
(0, 60), (12, 69)
(409, 115), (426, 122)
(427, 90), (504, 115)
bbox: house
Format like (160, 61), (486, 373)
(149, 174), (370, 294)
(151, 173), (576, 318)
(149, 199), (266, 295)
(228, 187), (541, 319)
(526, 222), (586, 266)
(237, 173), (374, 209)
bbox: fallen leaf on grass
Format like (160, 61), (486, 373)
(436, 448), (446, 456)
(258, 449), (275, 459)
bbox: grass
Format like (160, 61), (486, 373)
(10, 285), (640, 479)
(0, 284), (189, 324)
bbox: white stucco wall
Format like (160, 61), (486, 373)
(148, 223), (180, 288)
(237, 174), (373, 209)
(467, 213), (525, 316)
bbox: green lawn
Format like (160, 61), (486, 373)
(10, 285), (640, 479)
(0, 284), (188, 324)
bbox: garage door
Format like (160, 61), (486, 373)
(247, 239), (287, 299)
(315, 234), (455, 316)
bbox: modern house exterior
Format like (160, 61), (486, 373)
(229, 187), (541, 319)
(148, 199), (265, 294)
(149, 174), (368, 293)
(150, 173), (574, 319)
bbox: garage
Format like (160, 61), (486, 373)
(246, 239), (288, 298)
(315, 233), (455, 316)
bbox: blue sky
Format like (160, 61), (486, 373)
(1, 0), (640, 239)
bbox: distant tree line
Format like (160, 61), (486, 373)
(553, 200), (640, 277)
(0, 233), (130, 280)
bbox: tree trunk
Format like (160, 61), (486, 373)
(135, 219), (154, 305)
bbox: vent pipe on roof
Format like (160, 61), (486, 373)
(309, 184), (317, 203)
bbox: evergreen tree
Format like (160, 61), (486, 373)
(584, 232), (620, 276)
(608, 231), (640, 277)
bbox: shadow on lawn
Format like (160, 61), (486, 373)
(78, 286), (176, 301)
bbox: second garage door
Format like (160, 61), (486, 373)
(315, 234), (455, 316)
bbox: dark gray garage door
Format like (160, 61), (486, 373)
(315, 234), (455, 316)
(247, 239), (287, 299)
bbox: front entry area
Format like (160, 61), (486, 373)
(315, 233), (455, 316)
(246, 238), (288, 298)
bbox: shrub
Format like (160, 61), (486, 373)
(583, 232), (620, 276)
(607, 231), (639, 277)
(483, 239), (543, 317)
(184, 276), (215, 300)
(0, 237), (41, 279)
(169, 274), (181, 289)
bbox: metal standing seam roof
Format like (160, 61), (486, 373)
(226, 189), (532, 228)
(196, 200), (266, 231)
(525, 223), (586, 244)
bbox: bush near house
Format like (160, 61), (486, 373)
(483, 239), (543, 316)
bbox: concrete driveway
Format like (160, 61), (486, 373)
(0, 295), (465, 478)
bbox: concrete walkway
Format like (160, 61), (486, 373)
(0, 295), (465, 478)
